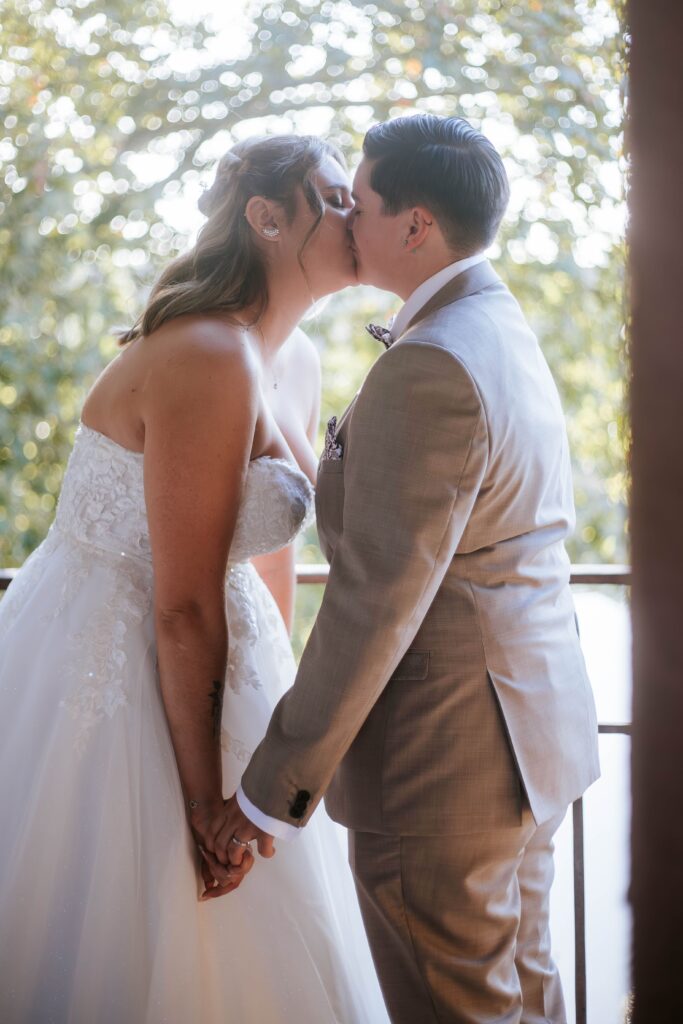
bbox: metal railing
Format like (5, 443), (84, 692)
(0, 560), (631, 1023)
(565, 564), (631, 1024)
(0, 561), (632, 592)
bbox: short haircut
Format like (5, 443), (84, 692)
(362, 114), (510, 252)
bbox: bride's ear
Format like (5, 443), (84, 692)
(244, 196), (281, 241)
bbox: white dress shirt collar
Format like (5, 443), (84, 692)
(390, 252), (487, 341)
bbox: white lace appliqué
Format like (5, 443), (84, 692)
(59, 544), (153, 755)
(225, 565), (263, 694)
(221, 728), (253, 763)
(228, 456), (314, 563)
(43, 534), (91, 623)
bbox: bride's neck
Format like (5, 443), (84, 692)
(243, 271), (313, 363)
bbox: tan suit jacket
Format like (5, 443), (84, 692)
(242, 261), (600, 834)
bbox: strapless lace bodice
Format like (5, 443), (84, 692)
(54, 424), (314, 566)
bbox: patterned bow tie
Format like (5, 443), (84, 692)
(365, 322), (394, 349)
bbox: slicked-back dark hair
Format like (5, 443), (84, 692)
(362, 114), (509, 252)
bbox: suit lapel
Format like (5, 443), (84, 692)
(324, 261), (500, 462)
(316, 265), (500, 558)
(399, 260), (501, 339)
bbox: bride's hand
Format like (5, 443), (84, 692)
(190, 799), (255, 901)
(198, 844), (254, 901)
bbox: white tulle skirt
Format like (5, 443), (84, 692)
(0, 532), (387, 1023)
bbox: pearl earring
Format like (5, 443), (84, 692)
(262, 226), (280, 238)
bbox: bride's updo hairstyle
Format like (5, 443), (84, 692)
(119, 134), (345, 344)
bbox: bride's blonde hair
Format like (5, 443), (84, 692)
(119, 134), (346, 344)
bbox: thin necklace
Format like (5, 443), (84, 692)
(251, 323), (279, 391)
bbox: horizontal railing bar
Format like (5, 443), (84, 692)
(292, 564), (633, 587)
(0, 563), (633, 592)
(296, 564), (633, 586)
(0, 562), (636, 728)
(567, 564), (631, 585)
(294, 565), (331, 585)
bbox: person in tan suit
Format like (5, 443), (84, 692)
(212, 115), (600, 1023)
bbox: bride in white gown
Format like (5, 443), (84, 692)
(0, 135), (388, 1023)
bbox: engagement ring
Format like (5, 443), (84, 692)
(230, 835), (252, 849)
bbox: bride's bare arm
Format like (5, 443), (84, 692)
(142, 323), (258, 842)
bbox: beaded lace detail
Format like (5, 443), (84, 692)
(53, 424), (313, 566)
(224, 562), (293, 697)
(55, 535), (154, 754)
(54, 425), (151, 563)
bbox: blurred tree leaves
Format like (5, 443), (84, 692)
(1, 0), (626, 592)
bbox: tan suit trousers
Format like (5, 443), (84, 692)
(348, 807), (567, 1024)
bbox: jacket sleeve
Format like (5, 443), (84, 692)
(240, 340), (489, 826)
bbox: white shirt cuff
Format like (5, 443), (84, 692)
(236, 785), (302, 842)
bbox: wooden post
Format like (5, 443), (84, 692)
(629, 1), (683, 1020)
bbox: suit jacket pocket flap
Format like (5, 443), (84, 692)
(390, 650), (430, 681)
(318, 457), (345, 474)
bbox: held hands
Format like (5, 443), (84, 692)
(189, 797), (252, 901)
(189, 795), (275, 902)
(219, 793), (276, 865)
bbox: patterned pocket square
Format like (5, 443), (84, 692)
(323, 416), (344, 461)
(365, 322), (394, 349)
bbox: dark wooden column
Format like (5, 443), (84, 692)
(629, 1), (683, 1020)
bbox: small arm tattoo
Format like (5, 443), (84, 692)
(209, 680), (223, 740)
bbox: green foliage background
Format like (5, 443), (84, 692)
(0, 0), (627, 652)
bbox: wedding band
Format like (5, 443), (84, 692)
(230, 835), (251, 849)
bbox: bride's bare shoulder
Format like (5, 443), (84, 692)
(135, 317), (260, 431)
(145, 313), (252, 360)
(141, 314), (259, 387)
